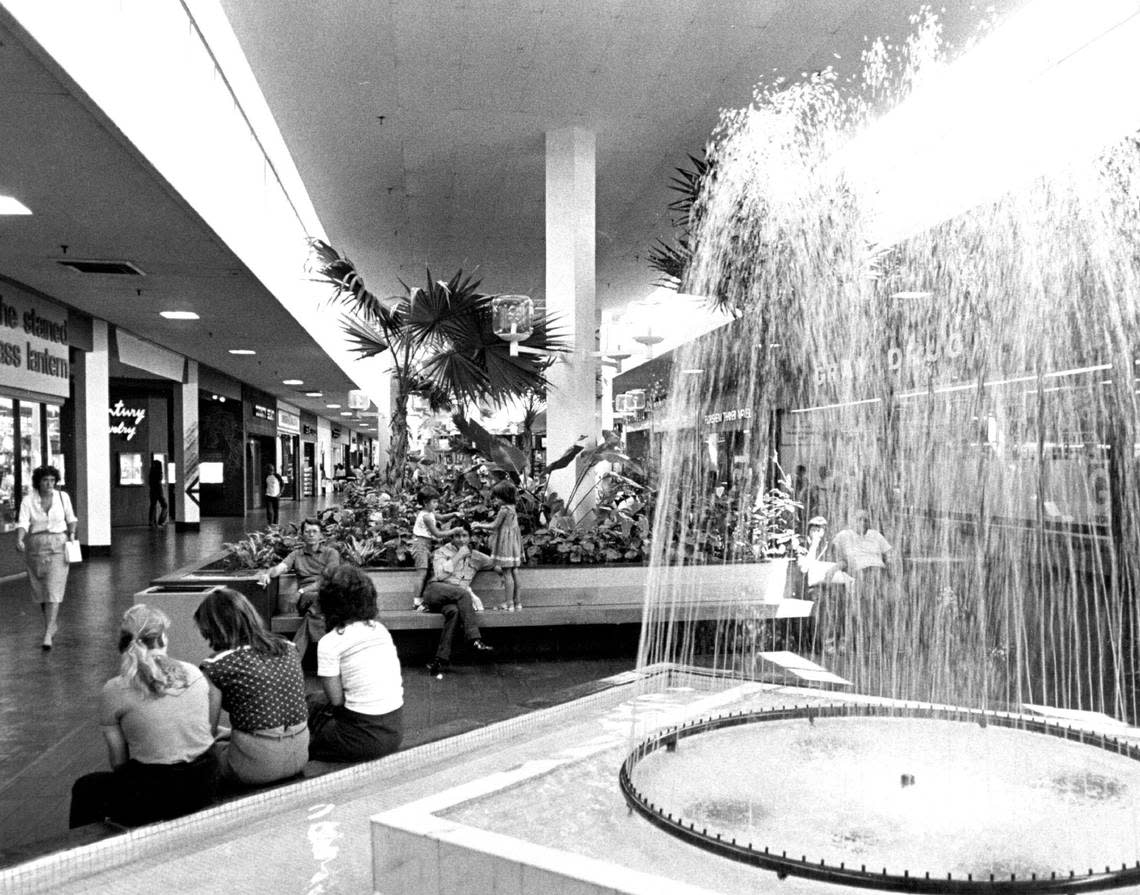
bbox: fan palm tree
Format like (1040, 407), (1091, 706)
(308, 239), (567, 486)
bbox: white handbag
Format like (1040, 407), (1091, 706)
(64, 540), (83, 564)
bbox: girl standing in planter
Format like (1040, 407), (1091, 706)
(411, 488), (457, 609)
(475, 480), (522, 611)
(194, 588), (309, 786)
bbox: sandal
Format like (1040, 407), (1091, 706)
(493, 603), (510, 612)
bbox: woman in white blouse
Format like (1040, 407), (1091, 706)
(15, 465), (78, 649)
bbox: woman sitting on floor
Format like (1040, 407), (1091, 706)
(69, 605), (217, 828)
(194, 587), (309, 786)
(308, 565), (404, 763)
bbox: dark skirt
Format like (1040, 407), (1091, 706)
(308, 696), (403, 763)
(69, 751), (218, 828)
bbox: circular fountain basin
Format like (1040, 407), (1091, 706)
(622, 706), (1140, 891)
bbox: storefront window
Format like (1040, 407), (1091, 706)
(19, 401), (43, 504)
(45, 404), (64, 484)
(0, 399), (14, 532)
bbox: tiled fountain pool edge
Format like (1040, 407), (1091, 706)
(0, 663), (747, 895)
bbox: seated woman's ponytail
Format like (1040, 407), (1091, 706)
(117, 605), (190, 697)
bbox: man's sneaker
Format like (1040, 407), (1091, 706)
(426, 658), (449, 676)
(470, 639), (494, 652)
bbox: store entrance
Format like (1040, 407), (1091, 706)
(302, 441), (316, 498)
(279, 434), (297, 499)
(246, 435), (275, 511)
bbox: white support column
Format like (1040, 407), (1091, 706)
(545, 127), (598, 513)
(74, 319), (110, 551)
(173, 359), (200, 530)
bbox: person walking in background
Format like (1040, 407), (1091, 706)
(194, 588), (309, 786)
(68, 605), (216, 829)
(264, 464), (283, 525)
(307, 566), (404, 763)
(15, 464), (78, 650)
(148, 459), (168, 527)
(474, 480), (523, 611)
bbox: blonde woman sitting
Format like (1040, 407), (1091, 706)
(69, 605), (217, 828)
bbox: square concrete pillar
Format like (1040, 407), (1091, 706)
(545, 127), (598, 511)
(73, 319), (111, 550)
(174, 358), (200, 530)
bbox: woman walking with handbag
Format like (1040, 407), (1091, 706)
(15, 464), (78, 650)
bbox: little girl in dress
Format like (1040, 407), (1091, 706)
(475, 480), (522, 611)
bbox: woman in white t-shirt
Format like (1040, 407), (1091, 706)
(308, 565), (404, 762)
(15, 465), (78, 649)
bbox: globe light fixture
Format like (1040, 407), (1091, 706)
(491, 294), (534, 356)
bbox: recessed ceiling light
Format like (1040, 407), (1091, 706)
(304, 391), (323, 397)
(340, 411), (353, 417)
(282, 379), (303, 385)
(228, 349), (256, 355)
(0, 196), (32, 215)
(160, 311), (199, 320)
(326, 403), (341, 409)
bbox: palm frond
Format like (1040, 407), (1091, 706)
(307, 239), (405, 328)
(648, 237), (691, 287)
(340, 314), (391, 359)
(403, 269), (488, 352)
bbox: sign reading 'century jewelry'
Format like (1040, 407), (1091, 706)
(0, 288), (70, 399)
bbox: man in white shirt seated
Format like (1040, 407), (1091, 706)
(831, 509), (893, 581)
(423, 523), (494, 676)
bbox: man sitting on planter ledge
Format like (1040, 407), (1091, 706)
(423, 521), (495, 676)
(258, 518), (341, 661)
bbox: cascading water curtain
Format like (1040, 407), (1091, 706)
(636, 19), (1140, 722)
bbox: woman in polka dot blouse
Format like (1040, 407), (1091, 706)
(194, 588), (309, 785)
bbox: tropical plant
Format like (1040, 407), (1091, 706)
(308, 239), (568, 487)
(647, 152), (710, 289)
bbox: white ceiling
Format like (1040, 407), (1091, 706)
(0, 0), (1027, 428)
(0, 13), (370, 428)
(219, 0), (1027, 311)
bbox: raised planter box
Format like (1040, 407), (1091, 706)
(150, 552), (805, 637)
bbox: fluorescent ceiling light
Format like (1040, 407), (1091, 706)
(680, 369), (704, 375)
(890, 292), (932, 300)
(0, 196), (32, 215)
(282, 379), (303, 385)
(160, 311), (199, 320)
(326, 403), (341, 409)
(228, 349), (256, 355)
(304, 391), (323, 397)
(844, 0), (1140, 247)
(339, 411), (353, 417)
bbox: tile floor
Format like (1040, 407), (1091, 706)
(0, 497), (635, 861)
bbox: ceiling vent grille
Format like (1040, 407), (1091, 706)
(57, 259), (146, 275)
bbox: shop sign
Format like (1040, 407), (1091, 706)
(0, 289), (70, 399)
(278, 409), (301, 433)
(331, 426), (342, 439)
(251, 403), (275, 422)
(108, 400), (146, 441)
(704, 406), (753, 426)
(302, 423), (317, 437)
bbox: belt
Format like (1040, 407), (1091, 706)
(245, 721), (308, 740)
(26, 530), (65, 537)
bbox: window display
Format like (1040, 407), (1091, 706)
(0, 399), (14, 532)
